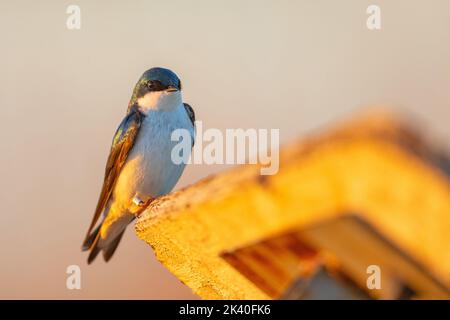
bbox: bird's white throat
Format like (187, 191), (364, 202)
(137, 90), (182, 113)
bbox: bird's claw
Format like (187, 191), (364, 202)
(132, 196), (145, 207)
(132, 196), (153, 217)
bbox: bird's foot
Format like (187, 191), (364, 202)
(132, 196), (153, 217)
(132, 196), (145, 207)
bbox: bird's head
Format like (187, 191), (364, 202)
(129, 67), (182, 113)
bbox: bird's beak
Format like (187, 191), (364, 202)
(166, 86), (179, 93)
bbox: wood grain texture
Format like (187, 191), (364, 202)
(135, 110), (450, 299)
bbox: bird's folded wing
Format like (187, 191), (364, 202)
(183, 103), (195, 127)
(83, 106), (143, 246)
(183, 103), (196, 146)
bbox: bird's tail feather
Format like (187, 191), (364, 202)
(87, 234), (102, 264)
(103, 230), (125, 262)
(84, 222), (126, 264)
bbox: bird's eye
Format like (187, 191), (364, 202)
(146, 80), (163, 91)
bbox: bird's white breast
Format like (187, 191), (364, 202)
(112, 103), (194, 208)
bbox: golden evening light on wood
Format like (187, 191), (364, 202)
(135, 111), (450, 299)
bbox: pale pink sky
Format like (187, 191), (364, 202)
(0, 0), (448, 298)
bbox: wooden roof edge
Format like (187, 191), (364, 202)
(135, 108), (449, 228)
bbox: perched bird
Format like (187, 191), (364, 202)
(82, 67), (195, 263)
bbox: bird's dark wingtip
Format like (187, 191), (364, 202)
(87, 244), (101, 264)
(81, 224), (101, 252)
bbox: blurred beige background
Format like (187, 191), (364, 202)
(0, 0), (448, 299)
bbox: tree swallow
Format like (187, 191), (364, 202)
(82, 67), (195, 264)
